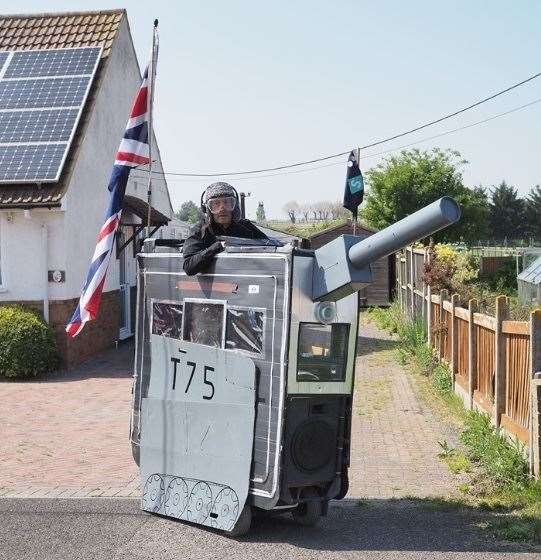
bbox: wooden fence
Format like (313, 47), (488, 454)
(396, 247), (541, 476)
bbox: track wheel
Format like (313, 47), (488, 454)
(228, 505), (252, 537)
(292, 498), (322, 527)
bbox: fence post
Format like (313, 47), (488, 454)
(409, 247), (415, 319)
(438, 289), (448, 360)
(426, 249), (433, 347)
(396, 253), (401, 310)
(529, 309), (541, 477)
(493, 295), (509, 427)
(468, 298), (477, 411)
(451, 293), (459, 386)
(422, 249), (427, 322)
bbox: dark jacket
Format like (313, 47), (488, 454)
(182, 219), (268, 275)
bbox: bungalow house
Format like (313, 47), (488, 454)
(0, 9), (173, 366)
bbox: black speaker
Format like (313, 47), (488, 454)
(280, 395), (347, 501)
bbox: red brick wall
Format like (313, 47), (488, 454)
(0, 290), (120, 369)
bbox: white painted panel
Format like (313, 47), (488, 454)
(140, 338), (255, 532)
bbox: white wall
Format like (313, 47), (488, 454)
(63, 17), (172, 300)
(0, 209), (64, 301)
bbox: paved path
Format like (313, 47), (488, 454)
(0, 316), (457, 500)
(0, 341), (138, 498)
(349, 315), (457, 499)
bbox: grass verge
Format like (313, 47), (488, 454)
(367, 303), (541, 545)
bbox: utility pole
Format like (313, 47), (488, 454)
(353, 147), (361, 236)
(240, 192), (251, 219)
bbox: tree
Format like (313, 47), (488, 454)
(488, 181), (525, 241)
(313, 201), (329, 221)
(299, 203), (311, 222)
(361, 148), (489, 243)
(256, 202), (266, 223)
(283, 200), (300, 223)
(524, 185), (541, 239)
(175, 200), (203, 224)
(330, 201), (349, 220)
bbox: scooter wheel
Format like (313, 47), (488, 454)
(292, 499), (322, 527)
(227, 504), (252, 537)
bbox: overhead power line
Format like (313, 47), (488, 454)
(131, 95), (541, 183)
(136, 71), (541, 178)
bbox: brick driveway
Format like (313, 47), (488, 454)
(350, 317), (457, 498)
(0, 341), (138, 498)
(0, 317), (457, 500)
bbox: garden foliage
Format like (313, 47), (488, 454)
(0, 305), (59, 378)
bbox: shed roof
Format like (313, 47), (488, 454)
(0, 9), (125, 208)
(307, 219), (376, 240)
(256, 224), (304, 243)
(518, 255), (541, 285)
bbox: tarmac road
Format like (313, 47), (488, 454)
(0, 498), (538, 560)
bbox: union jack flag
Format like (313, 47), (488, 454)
(66, 67), (151, 337)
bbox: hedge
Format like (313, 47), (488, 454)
(0, 305), (59, 378)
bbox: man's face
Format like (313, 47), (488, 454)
(208, 196), (235, 227)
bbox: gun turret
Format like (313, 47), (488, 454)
(311, 196), (461, 301)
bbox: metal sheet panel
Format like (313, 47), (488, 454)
(140, 339), (256, 531)
(287, 254), (358, 395)
(132, 251), (291, 508)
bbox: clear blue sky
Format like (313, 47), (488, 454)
(11, 1), (541, 219)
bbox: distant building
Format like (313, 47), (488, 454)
(0, 10), (173, 366)
(159, 217), (192, 240)
(256, 224), (304, 245)
(518, 255), (541, 306)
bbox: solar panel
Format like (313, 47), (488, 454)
(0, 52), (9, 72)
(0, 46), (102, 184)
(0, 109), (78, 143)
(0, 144), (66, 182)
(0, 77), (90, 110)
(5, 47), (101, 78)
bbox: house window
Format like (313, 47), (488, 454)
(151, 301), (183, 339)
(225, 307), (265, 356)
(183, 300), (225, 348)
(296, 323), (350, 382)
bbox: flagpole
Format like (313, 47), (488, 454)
(146, 20), (159, 238)
(353, 147), (361, 236)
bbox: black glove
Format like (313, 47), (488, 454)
(209, 240), (224, 255)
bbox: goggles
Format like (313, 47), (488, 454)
(207, 196), (237, 214)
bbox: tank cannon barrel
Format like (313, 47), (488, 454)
(348, 196), (461, 269)
(311, 197), (461, 302)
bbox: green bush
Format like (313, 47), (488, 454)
(0, 305), (59, 378)
(480, 260), (517, 295)
(367, 302), (403, 334)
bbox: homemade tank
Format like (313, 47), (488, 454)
(129, 196), (460, 535)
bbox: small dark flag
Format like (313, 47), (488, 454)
(343, 150), (364, 219)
